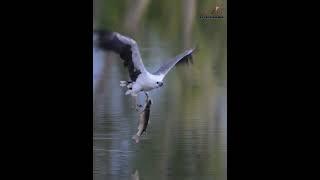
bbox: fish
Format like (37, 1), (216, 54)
(132, 98), (152, 143)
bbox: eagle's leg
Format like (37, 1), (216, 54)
(134, 95), (147, 112)
(122, 82), (143, 111)
(144, 92), (153, 104)
(144, 92), (149, 100)
(135, 92), (150, 112)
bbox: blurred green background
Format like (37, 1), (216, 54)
(93, 0), (227, 179)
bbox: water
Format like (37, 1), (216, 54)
(93, 0), (227, 179)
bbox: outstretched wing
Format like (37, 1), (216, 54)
(153, 48), (195, 77)
(93, 30), (147, 81)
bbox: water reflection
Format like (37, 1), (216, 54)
(94, 0), (226, 179)
(131, 170), (139, 180)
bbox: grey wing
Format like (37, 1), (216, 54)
(114, 33), (147, 73)
(153, 48), (195, 77)
(93, 30), (147, 81)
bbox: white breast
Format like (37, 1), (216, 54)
(135, 72), (161, 91)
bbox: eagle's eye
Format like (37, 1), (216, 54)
(156, 82), (164, 87)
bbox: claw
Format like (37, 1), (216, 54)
(135, 104), (144, 112)
(120, 81), (127, 87)
(144, 92), (149, 100)
(149, 98), (153, 105)
(125, 90), (132, 95)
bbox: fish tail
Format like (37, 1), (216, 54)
(132, 135), (140, 143)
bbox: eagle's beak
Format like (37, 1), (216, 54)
(159, 82), (163, 87)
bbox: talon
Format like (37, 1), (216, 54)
(120, 81), (127, 87)
(125, 90), (132, 95)
(144, 92), (149, 100)
(135, 104), (144, 112)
